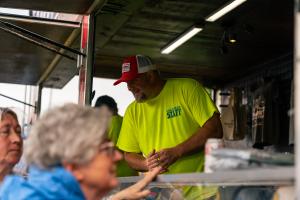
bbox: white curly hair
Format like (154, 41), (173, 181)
(24, 103), (111, 168)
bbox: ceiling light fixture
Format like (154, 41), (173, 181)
(161, 25), (203, 54)
(228, 32), (237, 43)
(206, 0), (247, 22)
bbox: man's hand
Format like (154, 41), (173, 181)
(146, 150), (168, 173)
(112, 167), (161, 200)
(156, 147), (181, 170)
(146, 150), (159, 170)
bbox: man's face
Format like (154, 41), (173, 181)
(0, 113), (23, 167)
(126, 74), (149, 102)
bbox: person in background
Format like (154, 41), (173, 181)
(114, 55), (223, 199)
(95, 95), (138, 177)
(0, 108), (22, 182)
(0, 104), (160, 200)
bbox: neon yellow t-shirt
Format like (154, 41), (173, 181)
(108, 115), (137, 177)
(108, 115), (123, 144)
(117, 78), (218, 174)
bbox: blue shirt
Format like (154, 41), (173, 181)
(0, 165), (85, 200)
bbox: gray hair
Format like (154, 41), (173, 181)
(0, 107), (18, 122)
(24, 103), (111, 168)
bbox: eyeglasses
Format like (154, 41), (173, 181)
(0, 125), (21, 137)
(99, 141), (116, 156)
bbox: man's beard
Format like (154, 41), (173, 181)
(133, 92), (147, 102)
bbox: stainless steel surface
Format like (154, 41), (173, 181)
(78, 14), (95, 105)
(119, 167), (294, 187)
(84, 14), (95, 105)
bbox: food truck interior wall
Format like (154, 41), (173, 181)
(220, 53), (293, 153)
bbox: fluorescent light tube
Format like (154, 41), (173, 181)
(206, 0), (247, 22)
(161, 25), (203, 54)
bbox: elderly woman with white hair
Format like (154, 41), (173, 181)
(0, 104), (160, 200)
(0, 108), (22, 182)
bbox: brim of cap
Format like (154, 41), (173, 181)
(113, 79), (123, 86)
(113, 75), (137, 86)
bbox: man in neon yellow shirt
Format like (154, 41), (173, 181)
(94, 95), (137, 177)
(114, 55), (223, 198)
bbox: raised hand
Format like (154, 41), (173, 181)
(112, 167), (161, 200)
(146, 150), (168, 173)
(146, 149), (158, 170)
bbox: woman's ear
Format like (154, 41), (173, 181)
(63, 163), (84, 182)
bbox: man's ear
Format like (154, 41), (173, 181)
(146, 71), (156, 82)
(63, 163), (84, 182)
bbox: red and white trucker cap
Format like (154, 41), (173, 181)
(113, 55), (156, 86)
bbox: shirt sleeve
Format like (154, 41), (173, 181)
(187, 80), (219, 127)
(116, 105), (141, 153)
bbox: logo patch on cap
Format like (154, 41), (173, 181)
(122, 63), (130, 73)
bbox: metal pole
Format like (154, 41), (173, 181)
(0, 93), (36, 108)
(36, 84), (43, 117)
(87, 0), (108, 14)
(78, 13), (95, 105)
(22, 85), (27, 134)
(295, 0), (300, 197)
(85, 13), (95, 105)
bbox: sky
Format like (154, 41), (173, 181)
(0, 77), (134, 126)
(41, 76), (134, 115)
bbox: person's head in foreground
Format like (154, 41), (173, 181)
(114, 55), (164, 102)
(0, 104), (160, 200)
(0, 108), (22, 181)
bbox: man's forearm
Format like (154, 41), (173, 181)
(176, 113), (223, 157)
(124, 152), (148, 171)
